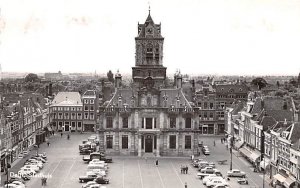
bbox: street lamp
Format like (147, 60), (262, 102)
(230, 134), (234, 171)
(4, 148), (12, 187)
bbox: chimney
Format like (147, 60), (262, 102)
(48, 83), (53, 97)
(45, 85), (49, 97)
(284, 118), (287, 125)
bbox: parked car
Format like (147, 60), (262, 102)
(94, 176), (109, 184)
(203, 148), (210, 155)
(24, 161), (43, 169)
(36, 153), (47, 159)
(202, 174), (218, 184)
(81, 181), (97, 188)
(201, 166), (216, 174)
(4, 177), (26, 184)
(11, 181), (25, 188)
(203, 176), (224, 185)
(206, 179), (228, 187)
(21, 164), (40, 172)
(79, 172), (98, 183)
(31, 156), (46, 163)
(227, 169), (246, 177)
(237, 178), (248, 184)
(18, 168), (36, 176)
(4, 183), (22, 188)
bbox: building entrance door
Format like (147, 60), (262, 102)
(145, 135), (153, 153)
(65, 125), (70, 131)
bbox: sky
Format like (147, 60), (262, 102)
(1, 0), (300, 76)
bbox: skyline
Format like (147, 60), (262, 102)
(1, 0), (300, 76)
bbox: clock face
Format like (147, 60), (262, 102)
(147, 28), (153, 34)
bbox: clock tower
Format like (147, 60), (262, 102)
(132, 9), (167, 88)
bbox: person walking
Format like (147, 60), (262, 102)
(47, 142), (50, 147)
(185, 182), (187, 188)
(180, 165), (183, 174)
(186, 166), (189, 174)
(214, 140), (216, 146)
(155, 159), (158, 166)
(61, 132), (63, 137)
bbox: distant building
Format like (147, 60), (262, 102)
(82, 90), (98, 132)
(49, 92), (83, 132)
(44, 71), (63, 81)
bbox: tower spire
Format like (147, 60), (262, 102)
(148, 2), (151, 15)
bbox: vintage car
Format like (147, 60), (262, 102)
(227, 169), (246, 177)
(237, 178), (248, 184)
(94, 176), (109, 184)
(79, 172), (98, 183)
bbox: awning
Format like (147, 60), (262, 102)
(260, 158), (270, 169)
(273, 174), (286, 183)
(239, 147), (252, 157)
(284, 176), (296, 188)
(234, 141), (244, 149)
(250, 150), (261, 162)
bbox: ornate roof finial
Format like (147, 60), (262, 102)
(148, 2), (151, 14)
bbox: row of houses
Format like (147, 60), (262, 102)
(227, 94), (300, 188)
(0, 93), (50, 171)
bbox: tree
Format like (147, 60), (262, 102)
(298, 73), (300, 87)
(251, 77), (267, 90)
(276, 81), (280, 88)
(107, 70), (114, 83)
(289, 78), (298, 87)
(24, 73), (39, 82)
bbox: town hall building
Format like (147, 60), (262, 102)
(99, 11), (199, 157)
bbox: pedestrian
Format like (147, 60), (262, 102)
(186, 166), (189, 174)
(155, 159), (158, 166)
(214, 140), (216, 146)
(61, 132), (63, 137)
(185, 182), (187, 188)
(47, 142), (50, 147)
(180, 165), (183, 174)
(221, 138), (223, 143)
(145, 157), (147, 163)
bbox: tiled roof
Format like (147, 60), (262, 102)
(290, 123), (300, 144)
(51, 92), (82, 106)
(272, 121), (293, 133)
(251, 96), (294, 122)
(231, 101), (246, 115)
(83, 90), (96, 97)
(215, 83), (248, 94)
(259, 116), (277, 129)
(106, 88), (192, 108)
(267, 110), (293, 121)
(160, 88), (192, 108)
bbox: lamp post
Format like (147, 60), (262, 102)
(230, 134), (234, 170)
(4, 148), (12, 186)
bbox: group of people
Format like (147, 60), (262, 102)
(180, 165), (189, 174)
(41, 177), (47, 186)
(60, 133), (70, 139)
(221, 137), (227, 143)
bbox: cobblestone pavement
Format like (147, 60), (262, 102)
(1, 134), (271, 188)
